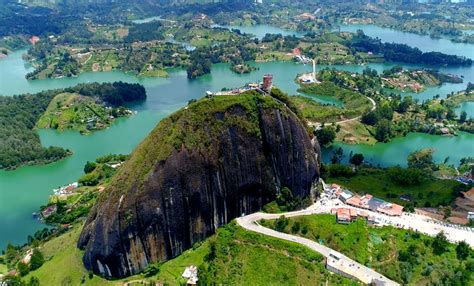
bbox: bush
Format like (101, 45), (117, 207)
(143, 262), (161, 277)
(78, 171), (101, 186)
(29, 249), (44, 271)
(291, 222), (301, 234)
(349, 153), (364, 166)
(274, 215), (289, 232)
(327, 164), (354, 178)
(387, 166), (423, 186)
(83, 161), (97, 173)
(314, 126), (336, 146)
(455, 241), (471, 260)
(17, 261), (29, 276)
(432, 232), (449, 255)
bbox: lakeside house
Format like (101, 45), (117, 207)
(41, 204), (57, 218)
(53, 182), (79, 196)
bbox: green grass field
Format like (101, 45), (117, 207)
(328, 167), (464, 207)
(198, 222), (355, 285)
(24, 225), (208, 286)
(36, 92), (118, 134)
(0, 260), (7, 275)
(262, 214), (474, 285)
(291, 95), (345, 122)
(336, 120), (377, 145)
(23, 221), (356, 285)
(298, 82), (372, 122)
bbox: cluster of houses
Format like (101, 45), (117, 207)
(328, 184), (404, 224)
(331, 207), (377, 225)
(52, 182), (79, 196)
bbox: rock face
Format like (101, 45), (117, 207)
(78, 91), (320, 278)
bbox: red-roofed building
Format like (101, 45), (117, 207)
(346, 196), (361, 208)
(377, 203), (403, 216)
(358, 210), (369, 218)
(336, 208), (351, 224)
(292, 47), (302, 56)
(30, 36), (40, 45)
(462, 187), (474, 201)
(349, 208), (357, 220)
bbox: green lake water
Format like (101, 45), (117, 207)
(212, 24), (305, 40)
(0, 25), (473, 249)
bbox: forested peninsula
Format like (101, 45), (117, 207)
(0, 82), (146, 170)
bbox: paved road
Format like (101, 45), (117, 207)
(307, 96), (376, 128)
(236, 211), (399, 286)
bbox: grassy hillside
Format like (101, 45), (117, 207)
(23, 222), (354, 285)
(297, 81), (372, 122)
(199, 222), (355, 285)
(36, 92), (131, 134)
(291, 95), (345, 122)
(262, 214), (474, 285)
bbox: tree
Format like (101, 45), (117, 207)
(397, 96), (413, 113)
(83, 161), (97, 174)
(78, 171), (101, 186)
(387, 167), (423, 186)
(314, 126), (336, 146)
(29, 249), (44, 271)
(276, 187), (294, 207)
(460, 111), (467, 123)
(446, 108), (456, 120)
(407, 148), (436, 171)
(27, 276), (40, 286)
(291, 221), (301, 233)
(443, 206), (452, 219)
(17, 261), (29, 276)
(432, 232), (449, 255)
(143, 262), (161, 277)
(330, 147), (344, 164)
(361, 110), (379, 126)
(455, 241), (471, 260)
(374, 119), (392, 142)
(274, 215), (289, 232)
(5, 243), (19, 265)
(350, 153), (364, 166)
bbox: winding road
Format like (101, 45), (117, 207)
(236, 207), (399, 286)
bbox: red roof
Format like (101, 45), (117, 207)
(336, 208), (351, 221)
(377, 203), (403, 216)
(346, 196), (361, 207)
(462, 188), (474, 201)
(292, 47), (302, 56)
(349, 208), (357, 217)
(30, 36), (40, 45)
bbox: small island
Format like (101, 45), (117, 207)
(36, 92), (135, 134)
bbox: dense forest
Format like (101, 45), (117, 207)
(350, 31), (473, 66)
(64, 82), (147, 106)
(0, 82), (146, 170)
(124, 21), (164, 43)
(187, 40), (257, 78)
(0, 91), (70, 170)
